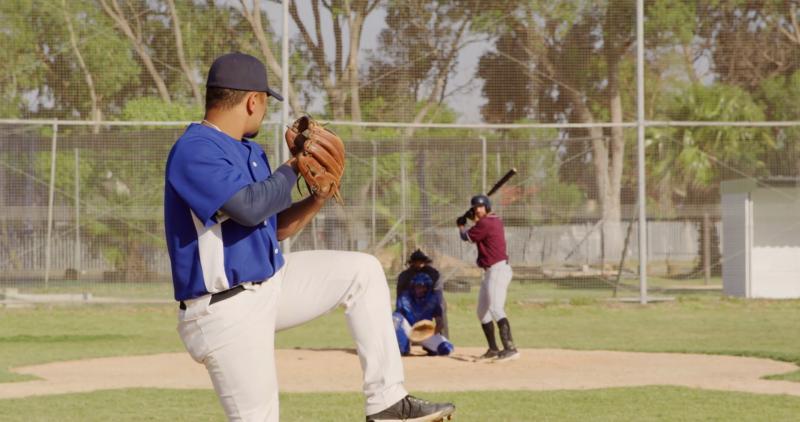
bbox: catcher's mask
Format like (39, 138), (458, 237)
(411, 273), (433, 296)
(470, 194), (491, 212)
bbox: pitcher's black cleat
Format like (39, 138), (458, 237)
(366, 395), (455, 422)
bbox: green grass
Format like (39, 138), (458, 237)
(0, 305), (183, 382)
(3, 286), (800, 383)
(2, 388), (800, 421)
(2, 283), (800, 420)
(3, 280), (173, 300)
(766, 370), (800, 382)
(2, 273), (720, 302)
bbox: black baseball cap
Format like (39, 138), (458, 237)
(408, 249), (433, 264)
(206, 52), (283, 101)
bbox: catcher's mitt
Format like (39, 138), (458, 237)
(285, 115), (345, 203)
(409, 319), (436, 343)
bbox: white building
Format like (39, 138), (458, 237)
(721, 179), (800, 298)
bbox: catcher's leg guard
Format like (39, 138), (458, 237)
(392, 312), (410, 355)
(481, 321), (500, 351)
(437, 341), (454, 356)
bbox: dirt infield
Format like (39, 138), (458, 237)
(1, 347), (799, 400)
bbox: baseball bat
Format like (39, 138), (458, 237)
(459, 168), (517, 221)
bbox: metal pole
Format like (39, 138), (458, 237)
(44, 123), (59, 288)
(281, 0), (290, 142)
(372, 140), (377, 247)
(274, 124), (280, 168)
(401, 143), (407, 262)
(496, 152), (501, 179)
(74, 148), (81, 273)
(703, 212), (711, 285)
(480, 136), (487, 193)
(281, 0), (292, 253)
(496, 152), (501, 208)
(636, 0), (648, 304)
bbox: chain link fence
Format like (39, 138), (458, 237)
(2, 1), (800, 301)
(3, 121), (796, 301)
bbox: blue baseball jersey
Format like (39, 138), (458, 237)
(395, 289), (442, 326)
(164, 123), (285, 301)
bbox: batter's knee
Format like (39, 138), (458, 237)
(489, 307), (507, 322)
(477, 307), (492, 324)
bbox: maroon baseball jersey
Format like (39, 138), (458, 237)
(466, 214), (508, 268)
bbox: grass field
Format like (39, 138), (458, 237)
(2, 281), (800, 420)
(2, 388), (800, 421)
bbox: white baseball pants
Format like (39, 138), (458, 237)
(476, 260), (513, 324)
(177, 250), (408, 421)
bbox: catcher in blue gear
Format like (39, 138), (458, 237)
(392, 273), (454, 356)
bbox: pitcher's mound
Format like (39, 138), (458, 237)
(1, 347), (799, 399)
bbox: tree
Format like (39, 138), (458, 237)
(289, 0), (380, 120)
(697, 1), (800, 91)
(98, 0), (172, 103)
(239, 0), (302, 114)
(166, 0), (203, 106)
(0, 0), (47, 117)
(648, 83), (773, 277)
(758, 69), (800, 177)
(362, 0), (479, 249)
(650, 84), (773, 201)
(475, 0), (635, 258)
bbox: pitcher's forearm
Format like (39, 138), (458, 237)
(276, 194), (326, 240)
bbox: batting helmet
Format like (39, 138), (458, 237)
(411, 273), (433, 290)
(470, 195), (491, 211)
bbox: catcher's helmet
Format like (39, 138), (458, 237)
(411, 273), (433, 289)
(470, 194), (491, 211)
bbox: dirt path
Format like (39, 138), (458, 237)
(1, 348), (799, 399)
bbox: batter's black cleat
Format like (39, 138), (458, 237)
(366, 395), (455, 422)
(495, 348), (520, 362)
(474, 348), (500, 361)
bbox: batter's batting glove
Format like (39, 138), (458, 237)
(456, 216), (467, 226)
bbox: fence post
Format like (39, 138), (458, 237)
(44, 122), (59, 288)
(481, 136), (487, 193)
(703, 212), (711, 285)
(74, 147), (81, 274)
(636, 0), (649, 304)
(372, 140), (377, 247)
(280, 0), (291, 254)
(400, 139), (407, 262)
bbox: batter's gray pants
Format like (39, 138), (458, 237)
(476, 260), (513, 324)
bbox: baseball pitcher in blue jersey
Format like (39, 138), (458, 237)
(164, 53), (454, 422)
(393, 273), (454, 356)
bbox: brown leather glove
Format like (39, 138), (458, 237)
(284, 116), (345, 203)
(409, 319), (436, 343)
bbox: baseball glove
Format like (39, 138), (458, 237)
(409, 319), (436, 343)
(285, 115), (345, 203)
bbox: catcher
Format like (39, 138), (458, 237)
(164, 53), (454, 422)
(392, 273), (455, 356)
(396, 249), (449, 337)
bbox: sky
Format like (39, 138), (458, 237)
(262, 1), (490, 123)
